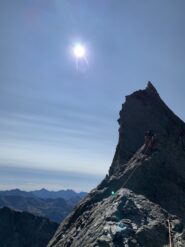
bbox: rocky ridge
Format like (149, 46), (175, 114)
(48, 82), (185, 247)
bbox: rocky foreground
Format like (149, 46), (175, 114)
(48, 82), (185, 247)
(0, 207), (58, 247)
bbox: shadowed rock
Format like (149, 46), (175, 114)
(47, 82), (185, 247)
(0, 207), (58, 247)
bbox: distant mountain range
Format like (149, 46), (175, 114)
(0, 207), (58, 247)
(32, 188), (87, 200)
(0, 188), (87, 200)
(0, 189), (87, 223)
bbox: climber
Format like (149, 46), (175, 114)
(143, 130), (155, 153)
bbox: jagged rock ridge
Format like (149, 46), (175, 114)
(48, 82), (185, 247)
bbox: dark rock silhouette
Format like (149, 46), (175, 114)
(0, 207), (58, 247)
(48, 82), (185, 247)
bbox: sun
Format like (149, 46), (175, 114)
(73, 44), (86, 59)
(71, 43), (88, 72)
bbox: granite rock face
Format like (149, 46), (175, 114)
(48, 82), (185, 247)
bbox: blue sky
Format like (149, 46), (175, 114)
(0, 0), (185, 191)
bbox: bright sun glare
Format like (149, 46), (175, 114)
(73, 44), (86, 58)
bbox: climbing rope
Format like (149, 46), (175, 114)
(121, 163), (140, 188)
(167, 219), (173, 247)
(109, 139), (154, 196)
(121, 137), (154, 188)
(112, 136), (174, 247)
(119, 139), (174, 247)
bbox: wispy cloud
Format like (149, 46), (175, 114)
(0, 110), (116, 174)
(0, 165), (103, 192)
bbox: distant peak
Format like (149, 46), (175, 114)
(146, 81), (159, 96)
(40, 188), (48, 192)
(12, 189), (21, 192)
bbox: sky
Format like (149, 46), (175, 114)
(0, 0), (185, 191)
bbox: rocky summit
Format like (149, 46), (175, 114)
(48, 82), (185, 247)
